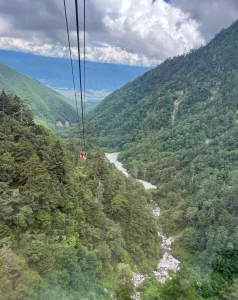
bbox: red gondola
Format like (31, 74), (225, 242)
(80, 151), (87, 161)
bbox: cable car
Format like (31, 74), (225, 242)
(80, 151), (87, 161)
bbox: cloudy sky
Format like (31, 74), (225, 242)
(0, 0), (237, 66)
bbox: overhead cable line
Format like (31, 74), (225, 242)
(83, 0), (86, 123)
(75, 0), (86, 148)
(63, 0), (81, 128)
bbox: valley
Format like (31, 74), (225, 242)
(0, 14), (237, 300)
(88, 20), (238, 300)
(0, 50), (150, 106)
(106, 153), (181, 295)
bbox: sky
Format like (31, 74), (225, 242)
(0, 0), (237, 66)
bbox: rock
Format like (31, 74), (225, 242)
(104, 155), (181, 294)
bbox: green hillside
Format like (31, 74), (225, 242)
(88, 20), (238, 150)
(88, 21), (238, 299)
(0, 63), (78, 126)
(0, 92), (160, 299)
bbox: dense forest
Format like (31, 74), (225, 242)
(0, 92), (161, 299)
(88, 21), (238, 299)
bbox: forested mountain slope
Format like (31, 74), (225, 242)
(0, 63), (78, 126)
(88, 21), (238, 299)
(0, 92), (160, 300)
(88, 20), (238, 150)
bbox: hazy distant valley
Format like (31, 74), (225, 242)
(0, 50), (151, 105)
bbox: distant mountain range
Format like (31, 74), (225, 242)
(0, 50), (151, 104)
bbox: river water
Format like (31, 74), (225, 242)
(105, 152), (180, 292)
(105, 153), (157, 190)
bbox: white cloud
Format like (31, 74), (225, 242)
(0, 37), (69, 58)
(85, 43), (161, 66)
(171, 0), (238, 39)
(96, 0), (205, 58)
(86, 0), (205, 64)
(0, 0), (236, 66)
(0, 37), (160, 66)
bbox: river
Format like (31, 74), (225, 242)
(105, 153), (157, 190)
(105, 152), (181, 294)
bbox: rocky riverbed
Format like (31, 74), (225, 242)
(105, 153), (181, 295)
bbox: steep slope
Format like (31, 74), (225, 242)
(0, 63), (78, 126)
(88, 21), (238, 299)
(0, 92), (160, 300)
(88, 20), (238, 150)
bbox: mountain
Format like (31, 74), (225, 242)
(88, 20), (238, 299)
(0, 63), (78, 127)
(0, 92), (160, 300)
(0, 50), (151, 105)
(88, 20), (238, 150)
